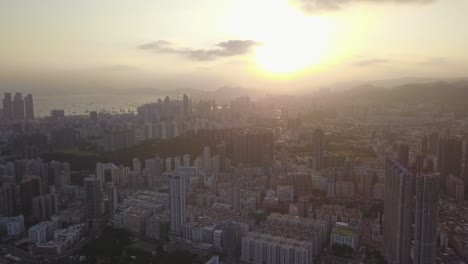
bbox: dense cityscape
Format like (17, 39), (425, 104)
(2, 0), (468, 263)
(0, 86), (467, 264)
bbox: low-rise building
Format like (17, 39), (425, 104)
(28, 219), (59, 243)
(330, 222), (359, 251)
(241, 232), (314, 264)
(122, 207), (151, 235)
(146, 211), (170, 240)
(0, 215), (25, 236)
(34, 223), (87, 255)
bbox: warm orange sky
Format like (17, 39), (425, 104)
(1, 0), (467, 93)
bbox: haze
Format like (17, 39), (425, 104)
(1, 0), (468, 93)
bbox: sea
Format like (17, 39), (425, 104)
(29, 93), (186, 117)
(31, 94), (156, 117)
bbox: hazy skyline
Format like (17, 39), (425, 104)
(1, 0), (468, 93)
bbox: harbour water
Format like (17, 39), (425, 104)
(28, 93), (180, 117)
(33, 94), (151, 117)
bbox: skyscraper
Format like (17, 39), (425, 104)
(421, 135), (429, 156)
(133, 157), (142, 174)
(438, 137), (463, 179)
(414, 173), (439, 264)
(169, 170), (186, 235)
(397, 143), (409, 167)
(231, 186), (241, 211)
(20, 176), (41, 222)
(165, 157), (172, 173)
(231, 129), (274, 166)
(297, 196), (310, 218)
(24, 94), (34, 119)
(465, 144), (468, 196)
(414, 154), (424, 175)
(183, 93), (190, 119)
(32, 193), (58, 222)
(428, 132), (439, 155)
(84, 176), (103, 221)
(203, 146), (212, 172)
(12, 92), (25, 120)
(183, 154), (190, 167)
(145, 157), (162, 188)
(313, 128), (326, 171)
(383, 159), (413, 264)
(106, 182), (117, 217)
(2, 93), (12, 120)
(0, 183), (20, 217)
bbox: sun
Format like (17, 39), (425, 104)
(227, 0), (341, 76)
(253, 33), (328, 75)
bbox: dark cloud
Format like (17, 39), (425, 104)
(139, 40), (260, 61)
(353, 58), (390, 67)
(291, 0), (436, 13)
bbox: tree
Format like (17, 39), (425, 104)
(331, 243), (354, 257)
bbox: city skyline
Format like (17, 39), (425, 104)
(1, 92), (468, 263)
(1, 1), (468, 263)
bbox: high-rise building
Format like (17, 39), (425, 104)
(414, 173), (439, 264)
(285, 172), (312, 197)
(165, 157), (172, 173)
(169, 170), (186, 235)
(397, 143), (409, 167)
(215, 143), (227, 172)
(277, 185), (294, 202)
(50, 161), (70, 188)
(297, 196), (310, 218)
(25, 94), (34, 119)
(356, 171), (375, 197)
(145, 158), (162, 187)
(465, 146), (468, 196)
(133, 158), (141, 175)
(84, 177), (103, 221)
(2, 93), (12, 120)
(438, 137), (463, 180)
(12, 92), (25, 120)
(222, 221), (246, 258)
(421, 135), (429, 156)
(20, 176), (41, 222)
(383, 159), (413, 264)
(231, 129), (274, 166)
(445, 174), (464, 201)
(183, 154), (190, 167)
(313, 128), (326, 171)
(231, 186), (241, 211)
(0, 183), (20, 217)
(428, 132), (439, 155)
(414, 154), (424, 175)
(106, 182), (117, 217)
(32, 193), (58, 222)
(174, 156), (181, 169)
(203, 146), (212, 172)
(183, 93), (190, 119)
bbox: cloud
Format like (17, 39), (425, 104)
(291, 0), (436, 13)
(90, 65), (140, 72)
(139, 40), (260, 61)
(420, 57), (447, 65)
(353, 58), (390, 67)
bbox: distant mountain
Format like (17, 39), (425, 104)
(321, 77), (468, 92)
(167, 86), (265, 102)
(341, 81), (468, 104)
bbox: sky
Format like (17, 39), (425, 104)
(1, 0), (468, 94)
